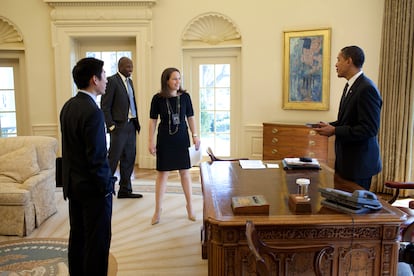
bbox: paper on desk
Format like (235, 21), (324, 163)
(266, 163), (279, 168)
(239, 160), (266, 169)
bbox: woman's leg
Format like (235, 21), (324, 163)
(179, 169), (196, 221)
(152, 171), (169, 225)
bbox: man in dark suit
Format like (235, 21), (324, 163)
(101, 57), (142, 198)
(315, 46), (382, 190)
(60, 57), (116, 276)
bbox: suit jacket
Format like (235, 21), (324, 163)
(60, 92), (114, 200)
(331, 74), (382, 180)
(101, 73), (141, 132)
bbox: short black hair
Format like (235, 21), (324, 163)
(341, 46), (365, 68)
(72, 57), (104, 89)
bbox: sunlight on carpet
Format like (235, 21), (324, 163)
(0, 180), (208, 276)
(131, 179), (202, 195)
(110, 190), (207, 275)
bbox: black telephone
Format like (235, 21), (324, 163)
(319, 188), (382, 214)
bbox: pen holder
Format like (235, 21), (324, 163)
(288, 194), (311, 213)
(289, 178), (311, 213)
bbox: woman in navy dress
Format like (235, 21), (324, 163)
(148, 67), (201, 225)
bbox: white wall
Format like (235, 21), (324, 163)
(0, 0), (385, 162)
(151, 0), (384, 125)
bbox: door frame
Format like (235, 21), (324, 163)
(183, 47), (241, 159)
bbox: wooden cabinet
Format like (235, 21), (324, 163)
(263, 122), (328, 164)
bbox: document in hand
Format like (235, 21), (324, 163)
(189, 145), (202, 167)
(239, 159), (266, 169)
(282, 158), (321, 170)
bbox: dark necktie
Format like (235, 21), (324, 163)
(339, 83), (349, 110)
(343, 83), (349, 97)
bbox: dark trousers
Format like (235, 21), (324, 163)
(68, 194), (113, 276)
(108, 120), (137, 193)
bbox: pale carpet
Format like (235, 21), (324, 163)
(0, 180), (208, 276)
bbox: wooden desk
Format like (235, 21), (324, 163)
(200, 161), (405, 275)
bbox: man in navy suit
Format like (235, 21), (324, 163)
(101, 57), (142, 198)
(316, 46), (382, 190)
(60, 57), (116, 275)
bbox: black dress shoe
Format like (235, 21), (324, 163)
(117, 192), (143, 199)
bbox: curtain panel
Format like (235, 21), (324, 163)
(373, 0), (414, 196)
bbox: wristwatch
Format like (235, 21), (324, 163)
(192, 133), (198, 137)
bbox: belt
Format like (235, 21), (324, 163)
(127, 117), (136, 123)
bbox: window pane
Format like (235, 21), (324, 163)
(86, 52), (101, 59)
(215, 64), (230, 87)
(215, 111), (230, 133)
(0, 67), (14, 89)
(100, 52), (118, 75)
(0, 90), (16, 112)
(200, 64), (214, 88)
(200, 88), (214, 110)
(117, 52), (132, 61)
(200, 111), (214, 135)
(0, 112), (17, 137)
(215, 88), (230, 110)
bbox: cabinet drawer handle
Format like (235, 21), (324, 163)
(271, 149), (278, 154)
(272, 138), (278, 144)
(309, 130), (316, 136)
(272, 128), (278, 134)
(309, 140), (315, 146)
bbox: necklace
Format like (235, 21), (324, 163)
(166, 95), (180, 135)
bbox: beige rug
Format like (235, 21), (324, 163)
(131, 179), (202, 195)
(112, 180), (207, 275)
(0, 181), (208, 276)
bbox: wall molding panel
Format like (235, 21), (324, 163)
(32, 124), (59, 139)
(244, 124), (263, 159)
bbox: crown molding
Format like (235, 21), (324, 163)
(44, 0), (156, 21)
(44, 0), (156, 7)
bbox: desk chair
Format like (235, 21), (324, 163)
(206, 147), (248, 162)
(384, 181), (414, 272)
(384, 181), (414, 242)
(245, 220), (334, 276)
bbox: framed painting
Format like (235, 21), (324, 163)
(283, 28), (331, 110)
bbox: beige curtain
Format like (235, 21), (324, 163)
(372, 0), (414, 196)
